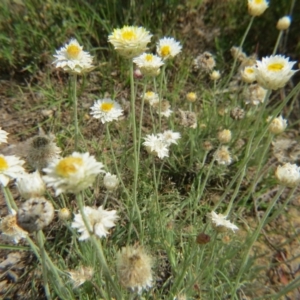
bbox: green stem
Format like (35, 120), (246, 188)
(37, 230), (51, 300)
(272, 30), (283, 55)
(73, 74), (79, 151)
(231, 186), (285, 299)
(1, 185), (17, 211)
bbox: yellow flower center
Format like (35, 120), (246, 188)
(254, 0), (263, 4)
(121, 30), (136, 41)
(145, 54), (153, 62)
(0, 156), (8, 171)
(101, 102), (114, 112)
(145, 91), (154, 97)
(267, 63), (284, 72)
(56, 157), (83, 177)
(246, 67), (254, 74)
(160, 45), (171, 57)
(66, 44), (81, 59)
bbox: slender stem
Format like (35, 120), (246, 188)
(37, 230), (51, 300)
(231, 186), (285, 299)
(272, 30), (283, 55)
(158, 65), (166, 131)
(224, 16), (255, 88)
(73, 74), (79, 150)
(1, 185), (17, 212)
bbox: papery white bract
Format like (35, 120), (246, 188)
(156, 37), (182, 60)
(208, 211), (239, 232)
(248, 0), (269, 16)
(275, 163), (300, 187)
(0, 155), (25, 187)
(0, 128), (8, 144)
(133, 53), (164, 77)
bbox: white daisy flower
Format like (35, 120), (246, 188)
(0, 209), (28, 244)
(275, 163), (300, 187)
(143, 91), (159, 106)
(255, 55), (297, 90)
(133, 53), (164, 77)
(214, 146), (232, 165)
(71, 206), (119, 241)
(208, 211), (239, 232)
(0, 128), (8, 144)
(90, 98), (123, 124)
(267, 116), (287, 135)
(16, 171), (46, 200)
(0, 155), (25, 187)
(241, 66), (256, 83)
(108, 26), (152, 59)
(143, 134), (169, 159)
(156, 37), (182, 60)
(53, 38), (94, 74)
(248, 0), (269, 16)
(158, 130), (181, 146)
(103, 172), (119, 191)
(277, 16), (291, 31)
(43, 152), (105, 195)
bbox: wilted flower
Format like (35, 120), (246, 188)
(0, 209), (28, 243)
(210, 70), (221, 81)
(158, 130), (181, 146)
(178, 109), (197, 128)
(241, 66), (256, 83)
(230, 46), (247, 62)
(0, 128), (8, 144)
(255, 55), (297, 90)
(16, 171), (45, 200)
(67, 266), (94, 288)
(215, 146), (232, 165)
(244, 84), (267, 105)
(90, 98), (123, 123)
(103, 172), (119, 191)
(156, 37), (182, 60)
(207, 211), (239, 232)
(143, 91), (159, 106)
(133, 53), (164, 76)
(143, 134), (169, 159)
(217, 129), (232, 144)
(17, 197), (54, 232)
(152, 100), (173, 118)
(53, 38), (93, 74)
(230, 107), (245, 120)
(108, 26), (152, 59)
(43, 152), (105, 195)
(117, 245), (153, 294)
(186, 92), (197, 103)
(267, 116), (287, 134)
(275, 163), (300, 187)
(26, 134), (61, 171)
(193, 51), (216, 72)
(203, 141), (213, 152)
(277, 16), (291, 31)
(248, 0), (269, 16)
(71, 206), (118, 240)
(0, 155), (25, 187)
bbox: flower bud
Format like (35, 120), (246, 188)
(186, 92), (197, 103)
(275, 163), (300, 187)
(58, 208), (71, 221)
(276, 16), (291, 31)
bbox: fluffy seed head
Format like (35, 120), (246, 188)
(17, 197), (54, 232)
(117, 245), (153, 294)
(178, 109), (197, 128)
(217, 129), (232, 144)
(193, 51), (216, 73)
(248, 0), (269, 16)
(255, 55), (297, 90)
(267, 116), (287, 135)
(244, 84), (267, 105)
(275, 163), (300, 187)
(276, 16), (291, 30)
(230, 46), (247, 62)
(230, 107), (245, 120)
(67, 266), (94, 288)
(108, 26), (152, 59)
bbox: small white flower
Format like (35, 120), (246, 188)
(43, 152), (105, 195)
(71, 206), (119, 241)
(277, 16), (291, 31)
(241, 66), (256, 83)
(255, 55), (297, 90)
(108, 26), (152, 59)
(103, 172), (119, 191)
(267, 116), (287, 134)
(158, 130), (181, 146)
(248, 0), (269, 16)
(0, 128), (8, 144)
(53, 38), (93, 74)
(275, 163), (300, 187)
(133, 53), (164, 77)
(0, 209), (28, 243)
(156, 37), (182, 60)
(143, 134), (169, 159)
(215, 146), (232, 165)
(16, 171), (45, 200)
(208, 211), (239, 232)
(0, 155), (25, 187)
(143, 91), (159, 106)
(90, 98), (123, 123)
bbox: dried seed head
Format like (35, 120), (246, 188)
(203, 141), (213, 152)
(117, 245), (153, 294)
(17, 197), (54, 232)
(26, 134), (61, 170)
(217, 129), (232, 144)
(230, 107), (245, 120)
(178, 109), (197, 128)
(196, 233), (211, 245)
(215, 146), (232, 165)
(193, 51), (216, 73)
(67, 266), (94, 288)
(230, 46), (247, 62)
